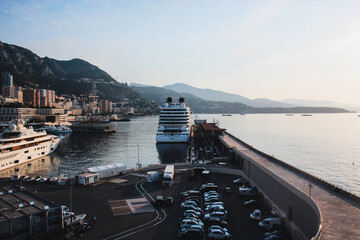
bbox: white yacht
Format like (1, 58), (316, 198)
(156, 97), (191, 143)
(0, 120), (62, 171)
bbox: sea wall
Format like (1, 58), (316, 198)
(222, 133), (323, 240)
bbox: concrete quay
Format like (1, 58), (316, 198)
(219, 132), (360, 240)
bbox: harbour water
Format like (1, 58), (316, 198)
(1, 113), (359, 196)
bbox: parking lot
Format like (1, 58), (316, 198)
(134, 168), (287, 240)
(0, 165), (288, 240)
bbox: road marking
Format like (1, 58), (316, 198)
(102, 179), (166, 240)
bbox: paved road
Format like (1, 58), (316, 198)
(220, 133), (360, 239)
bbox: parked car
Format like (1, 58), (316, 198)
(238, 187), (257, 196)
(156, 196), (164, 206)
(265, 224), (282, 232)
(233, 177), (246, 184)
(208, 225), (228, 233)
(208, 229), (231, 240)
(182, 205), (203, 212)
(244, 199), (257, 207)
(258, 218), (282, 228)
(166, 197), (173, 205)
(205, 205), (225, 213)
(184, 209), (202, 217)
(204, 211), (226, 221)
(250, 209), (277, 221)
(183, 213), (200, 220)
(180, 225), (204, 234)
(180, 223), (203, 230)
(224, 187), (232, 194)
(265, 230), (284, 238)
(207, 217), (228, 228)
(180, 219), (204, 227)
(181, 190), (200, 198)
(200, 183), (218, 193)
(181, 201), (198, 208)
(204, 202), (224, 211)
(178, 228), (203, 240)
(264, 234), (286, 240)
(204, 192), (219, 197)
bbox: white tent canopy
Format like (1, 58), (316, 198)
(84, 163), (126, 179)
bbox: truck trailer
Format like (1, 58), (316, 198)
(163, 165), (174, 187)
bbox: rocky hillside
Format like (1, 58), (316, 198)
(0, 41), (138, 101)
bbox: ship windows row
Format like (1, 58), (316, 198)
(1, 134), (47, 145)
(0, 139), (51, 153)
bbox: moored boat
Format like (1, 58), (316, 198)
(156, 97), (191, 143)
(0, 120), (62, 171)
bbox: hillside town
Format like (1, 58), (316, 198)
(0, 72), (160, 124)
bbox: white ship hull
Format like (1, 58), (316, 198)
(0, 137), (62, 172)
(156, 133), (189, 143)
(156, 97), (191, 144)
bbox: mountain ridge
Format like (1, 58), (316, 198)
(0, 41), (138, 101)
(163, 83), (294, 108)
(130, 84), (350, 114)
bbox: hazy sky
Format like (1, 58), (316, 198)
(1, 0), (360, 104)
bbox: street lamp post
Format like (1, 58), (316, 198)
(308, 182), (313, 197)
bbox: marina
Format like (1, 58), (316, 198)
(0, 113), (359, 196)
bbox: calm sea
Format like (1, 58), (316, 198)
(1, 113), (359, 196)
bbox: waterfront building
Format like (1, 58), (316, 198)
(1, 85), (16, 98)
(0, 107), (65, 122)
(47, 90), (55, 106)
(23, 88), (36, 106)
(108, 100), (113, 113)
(2, 72), (13, 86)
(99, 99), (109, 114)
(35, 91), (40, 107)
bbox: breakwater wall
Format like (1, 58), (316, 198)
(220, 132), (323, 240)
(225, 132), (360, 205)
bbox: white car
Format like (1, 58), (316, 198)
(238, 187), (256, 196)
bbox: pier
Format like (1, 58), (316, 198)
(219, 132), (360, 239)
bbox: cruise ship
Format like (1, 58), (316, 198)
(0, 120), (62, 171)
(156, 97), (191, 143)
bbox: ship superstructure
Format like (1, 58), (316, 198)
(0, 120), (62, 171)
(156, 97), (191, 143)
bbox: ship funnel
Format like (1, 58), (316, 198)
(167, 97), (173, 103)
(179, 97), (185, 103)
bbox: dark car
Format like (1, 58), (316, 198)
(243, 199), (257, 207)
(178, 228), (203, 240)
(207, 217), (228, 228)
(233, 178), (247, 185)
(193, 167), (208, 175)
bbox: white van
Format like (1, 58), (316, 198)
(258, 217), (281, 228)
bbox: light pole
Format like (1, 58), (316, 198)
(308, 182), (313, 197)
